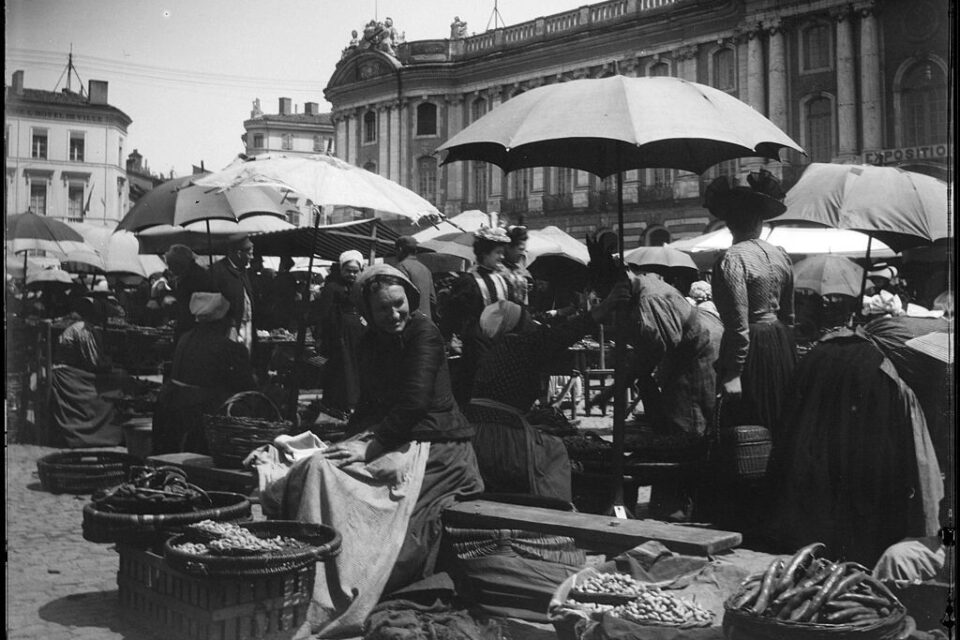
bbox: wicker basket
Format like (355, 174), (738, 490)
(164, 520), (341, 577)
(717, 425), (772, 479)
(204, 391), (293, 469)
(82, 490), (251, 544)
(721, 594), (908, 640)
(37, 450), (140, 495)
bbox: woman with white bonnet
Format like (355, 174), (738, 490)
(152, 291), (256, 454)
(314, 249), (365, 412)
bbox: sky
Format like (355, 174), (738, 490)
(6, 0), (587, 178)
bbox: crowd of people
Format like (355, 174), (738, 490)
(8, 168), (952, 634)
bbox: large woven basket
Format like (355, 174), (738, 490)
(204, 391), (292, 469)
(721, 593), (908, 640)
(164, 520), (341, 577)
(82, 491), (252, 544)
(37, 450), (140, 495)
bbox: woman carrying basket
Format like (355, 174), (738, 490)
(153, 292), (257, 455)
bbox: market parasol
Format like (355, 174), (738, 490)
(135, 215), (295, 255)
(436, 74), (804, 516)
(412, 210), (492, 242)
(66, 222), (167, 280)
(623, 245), (698, 272)
(25, 266), (74, 287)
(792, 255), (865, 298)
(6, 211), (98, 285)
(769, 163), (950, 301)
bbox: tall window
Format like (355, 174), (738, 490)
(69, 132), (85, 162)
(363, 111), (377, 143)
(511, 169), (529, 200)
(30, 182), (47, 215)
(417, 157), (438, 204)
(285, 209), (301, 226)
(32, 130), (47, 159)
(652, 168), (673, 187)
(802, 23), (831, 72)
(472, 164), (488, 205)
(713, 48), (736, 92)
(649, 61), (670, 77)
(556, 167), (572, 195)
(470, 98), (487, 123)
(281, 134), (293, 151)
(805, 96), (833, 162)
(901, 62), (947, 147)
(67, 184), (84, 221)
(416, 103), (438, 136)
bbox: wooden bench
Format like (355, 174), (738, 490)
(444, 498), (741, 556)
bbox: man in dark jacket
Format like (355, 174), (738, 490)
(209, 235), (256, 353)
(394, 236), (436, 321)
(164, 244), (215, 346)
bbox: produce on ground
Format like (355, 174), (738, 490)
(174, 520), (303, 556)
(568, 572), (714, 627)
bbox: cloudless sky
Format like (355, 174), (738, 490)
(6, 0), (587, 178)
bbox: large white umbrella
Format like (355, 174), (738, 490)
(193, 153), (440, 222)
(136, 216), (296, 255)
(412, 210), (493, 242)
(669, 226), (896, 258)
(66, 222), (166, 279)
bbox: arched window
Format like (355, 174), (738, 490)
(416, 102), (438, 136)
(470, 97), (487, 123)
(644, 225), (672, 246)
(417, 156), (438, 204)
(363, 161), (377, 174)
(281, 134), (293, 151)
(472, 163), (488, 206)
(363, 111), (377, 143)
(900, 61), (946, 147)
(648, 61), (670, 77)
(804, 95), (834, 162)
(712, 48), (736, 92)
(800, 22), (832, 72)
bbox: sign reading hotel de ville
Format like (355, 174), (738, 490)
(863, 144), (952, 165)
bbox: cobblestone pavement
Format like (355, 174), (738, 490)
(5, 444), (152, 640)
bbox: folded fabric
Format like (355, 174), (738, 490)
(275, 431), (327, 461)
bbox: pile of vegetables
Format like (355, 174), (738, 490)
(173, 520), (304, 556)
(728, 542), (902, 625)
(569, 572), (714, 627)
(92, 466), (210, 514)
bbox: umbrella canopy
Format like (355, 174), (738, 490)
(771, 163), (950, 252)
(792, 255), (865, 297)
(437, 75), (804, 178)
(5, 254), (61, 278)
(117, 175), (291, 232)
(67, 222), (166, 279)
(412, 210), (492, 242)
(669, 226), (896, 258)
(249, 218), (400, 260)
(6, 211), (90, 256)
(530, 226), (590, 266)
(26, 267), (74, 286)
(623, 245), (698, 272)
(193, 153), (441, 222)
(136, 216), (295, 255)
(61, 249), (106, 274)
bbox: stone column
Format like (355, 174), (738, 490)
(746, 26), (766, 114)
(389, 103), (401, 181)
(377, 104), (390, 176)
(334, 113), (347, 161)
(858, 2), (883, 152)
(767, 20), (787, 132)
(833, 6), (858, 160)
(444, 95), (464, 215)
(348, 109), (360, 165)
(487, 86), (504, 213)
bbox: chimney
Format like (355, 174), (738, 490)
(12, 70), (24, 95)
(279, 97), (292, 115)
(304, 102), (319, 116)
(88, 80), (109, 104)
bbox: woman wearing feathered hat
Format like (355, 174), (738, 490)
(704, 169), (796, 434)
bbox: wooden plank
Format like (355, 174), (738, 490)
(443, 499), (741, 556)
(147, 453), (256, 495)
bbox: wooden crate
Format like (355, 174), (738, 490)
(117, 544), (314, 640)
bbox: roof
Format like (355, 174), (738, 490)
(250, 218), (400, 259)
(5, 87), (132, 126)
(245, 113), (333, 128)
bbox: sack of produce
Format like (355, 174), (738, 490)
(723, 542), (910, 639)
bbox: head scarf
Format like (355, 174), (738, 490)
(479, 299), (523, 340)
(339, 250), (364, 268)
(688, 280), (712, 302)
(354, 263), (421, 322)
(189, 291), (230, 323)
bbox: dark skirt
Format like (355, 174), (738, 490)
(766, 337), (925, 565)
(383, 439), (484, 594)
(722, 321), (795, 433)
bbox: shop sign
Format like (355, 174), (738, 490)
(863, 144), (952, 165)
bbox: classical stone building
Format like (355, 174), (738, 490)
(242, 97), (335, 158)
(5, 69), (132, 225)
(324, 0), (950, 245)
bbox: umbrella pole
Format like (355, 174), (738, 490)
(856, 236), (874, 316)
(286, 206), (321, 421)
(205, 220), (214, 266)
(611, 170), (629, 517)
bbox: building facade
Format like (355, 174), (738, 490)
(242, 97), (336, 158)
(324, 0), (951, 245)
(5, 70), (132, 226)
